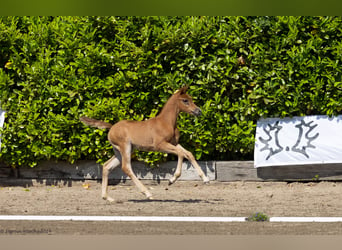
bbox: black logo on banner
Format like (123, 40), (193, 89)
(259, 120), (319, 160)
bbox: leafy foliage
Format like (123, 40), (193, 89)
(0, 16), (342, 167)
(246, 212), (269, 222)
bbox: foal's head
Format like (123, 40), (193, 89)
(174, 86), (202, 116)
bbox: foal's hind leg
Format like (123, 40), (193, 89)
(120, 143), (153, 199)
(102, 151), (121, 202)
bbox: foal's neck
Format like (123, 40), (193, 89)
(157, 95), (179, 127)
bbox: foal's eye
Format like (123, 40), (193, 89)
(182, 99), (189, 105)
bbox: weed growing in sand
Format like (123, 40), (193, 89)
(246, 212), (269, 222)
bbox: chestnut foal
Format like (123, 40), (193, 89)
(80, 86), (209, 201)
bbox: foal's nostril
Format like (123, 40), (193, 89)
(193, 108), (202, 116)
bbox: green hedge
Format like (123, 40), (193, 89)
(0, 16), (341, 167)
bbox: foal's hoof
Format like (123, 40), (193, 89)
(145, 194), (154, 200)
(203, 177), (210, 184)
(144, 191), (154, 200)
(103, 196), (115, 203)
(169, 176), (179, 185)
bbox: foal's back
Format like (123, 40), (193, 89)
(108, 117), (175, 151)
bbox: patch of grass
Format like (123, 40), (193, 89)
(246, 212), (269, 222)
(312, 175), (320, 181)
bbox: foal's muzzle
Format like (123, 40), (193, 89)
(192, 107), (202, 116)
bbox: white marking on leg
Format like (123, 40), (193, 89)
(176, 144), (210, 183)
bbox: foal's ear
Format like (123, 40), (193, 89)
(178, 86), (189, 95)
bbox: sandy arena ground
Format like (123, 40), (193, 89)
(1, 180), (342, 235)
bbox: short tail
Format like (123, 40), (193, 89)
(80, 116), (113, 129)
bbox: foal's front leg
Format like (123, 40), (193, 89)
(176, 144), (210, 183)
(168, 154), (184, 185)
(159, 142), (210, 184)
(120, 143), (153, 199)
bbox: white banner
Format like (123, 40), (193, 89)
(254, 115), (342, 168)
(0, 109), (5, 150)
